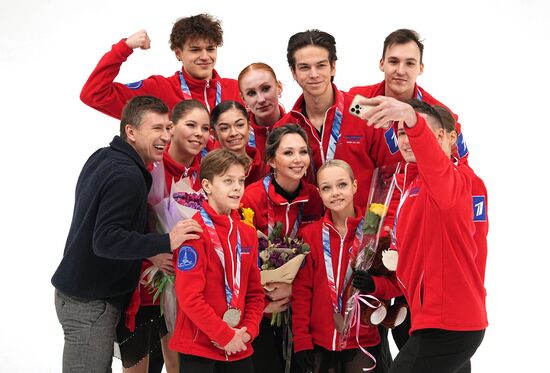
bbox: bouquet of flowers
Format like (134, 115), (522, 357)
(339, 163), (401, 348)
(241, 208), (310, 326)
(141, 161), (206, 331)
(259, 223), (310, 326)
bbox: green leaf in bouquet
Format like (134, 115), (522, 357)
(151, 274), (174, 304)
(269, 221), (284, 241)
(152, 283), (163, 304)
(152, 287), (162, 304)
(271, 311), (282, 327)
(363, 210), (381, 235)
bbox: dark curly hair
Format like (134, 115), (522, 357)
(170, 13), (223, 50)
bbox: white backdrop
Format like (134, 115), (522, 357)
(1, 0), (548, 371)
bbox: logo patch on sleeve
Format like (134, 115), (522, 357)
(384, 127), (399, 154)
(125, 80), (144, 90)
(177, 246), (198, 271)
(457, 132), (469, 158)
(472, 195), (487, 222)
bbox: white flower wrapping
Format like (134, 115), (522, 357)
(257, 229), (310, 291)
(144, 162), (206, 332)
(260, 254), (306, 292)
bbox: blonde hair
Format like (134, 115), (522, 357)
(316, 159), (355, 184)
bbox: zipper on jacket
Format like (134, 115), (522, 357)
(289, 107), (331, 163)
(319, 109), (330, 163)
(419, 271), (424, 307)
(278, 197), (309, 237)
(396, 274), (407, 290)
(204, 80), (211, 112)
(192, 325), (200, 342)
(333, 232), (345, 350)
(284, 204), (291, 237)
(327, 222), (347, 351)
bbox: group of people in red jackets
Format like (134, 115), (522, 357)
(76, 13), (488, 373)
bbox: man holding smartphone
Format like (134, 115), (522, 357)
(349, 29), (469, 164)
(349, 29), (474, 372)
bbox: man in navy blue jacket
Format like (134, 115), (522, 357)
(52, 96), (202, 372)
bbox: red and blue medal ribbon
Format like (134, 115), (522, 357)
(322, 218), (364, 313)
(215, 81), (222, 106)
(178, 71), (222, 106)
(200, 208), (241, 308)
(324, 91), (345, 163)
(248, 127), (256, 148)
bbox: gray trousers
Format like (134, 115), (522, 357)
(55, 289), (121, 373)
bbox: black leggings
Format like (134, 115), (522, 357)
(307, 344), (380, 373)
(178, 353), (254, 373)
(390, 296), (411, 350)
(389, 329), (485, 373)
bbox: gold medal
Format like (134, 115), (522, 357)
(222, 308), (241, 328)
(333, 312), (345, 333)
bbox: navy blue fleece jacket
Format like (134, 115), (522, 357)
(52, 136), (170, 305)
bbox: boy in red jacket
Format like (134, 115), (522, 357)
(349, 30), (473, 364)
(348, 29), (469, 164)
(359, 96), (487, 373)
(169, 149), (264, 373)
(80, 13), (242, 119)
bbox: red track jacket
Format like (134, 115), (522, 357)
(161, 142), (203, 192)
(277, 84), (401, 209)
(349, 81), (469, 162)
(247, 105), (286, 158)
(244, 146), (269, 187)
(292, 208), (400, 352)
(393, 115), (488, 334)
(169, 202), (264, 360)
(470, 172), (489, 282)
(80, 39), (242, 118)
(240, 177), (323, 237)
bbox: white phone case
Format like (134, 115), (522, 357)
(349, 94), (375, 118)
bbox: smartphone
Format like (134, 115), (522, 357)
(348, 94), (375, 119)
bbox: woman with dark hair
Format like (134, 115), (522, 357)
(240, 124), (324, 373)
(210, 100), (268, 186)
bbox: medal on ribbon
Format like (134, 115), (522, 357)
(200, 209), (242, 327)
(322, 219), (363, 333)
